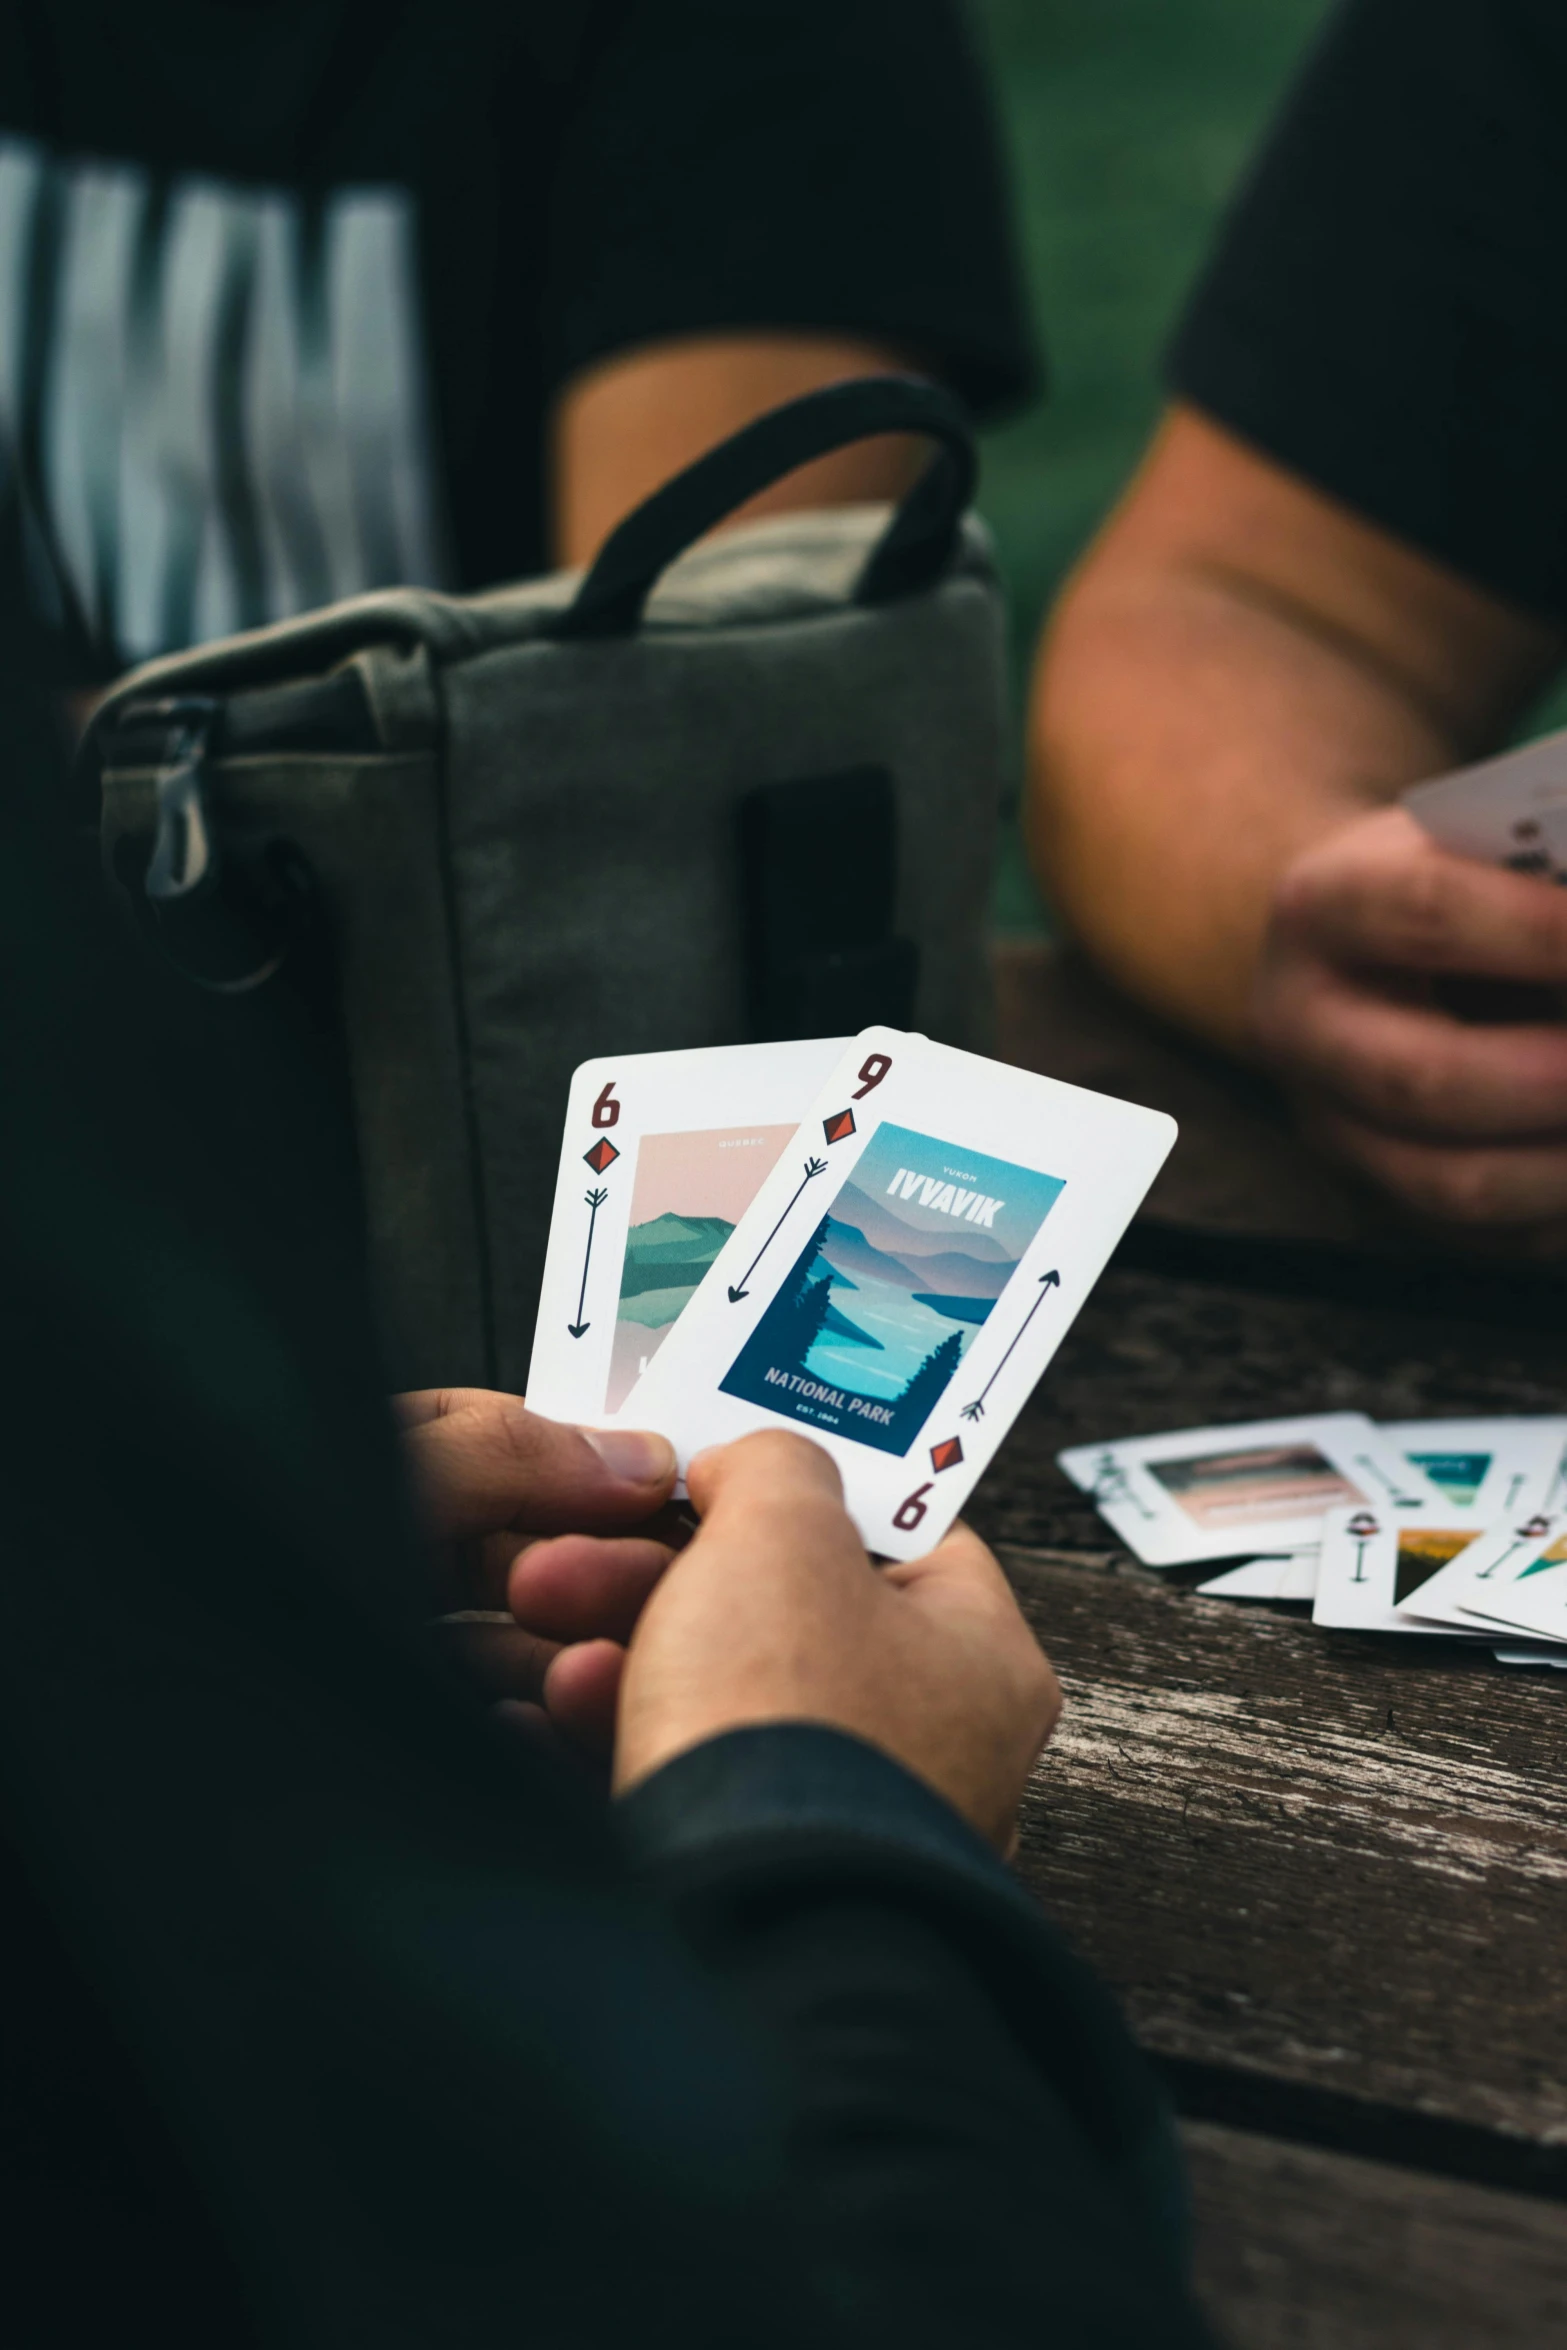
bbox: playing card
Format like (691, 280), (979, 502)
(1382, 1417), (1567, 1520)
(1058, 1412), (1444, 1570)
(1402, 1512), (1567, 1643)
(1494, 1646), (1567, 1669)
(1312, 1503), (1490, 1636)
(619, 1026), (1176, 1560)
(1197, 1554), (1318, 1601)
(527, 1038), (846, 1428)
(1403, 726), (1567, 875)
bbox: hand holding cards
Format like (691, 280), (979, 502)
(530, 1028), (1175, 1557)
(1404, 724), (1567, 880)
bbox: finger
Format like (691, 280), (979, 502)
(448, 1504), (696, 1615)
(403, 1393), (676, 1542)
(428, 1617), (562, 1704)
(882, 1516), (1018, 1603)
(687, 1429), (844, 1522)
(1261, 965), (1567, 1139)
(489, 1698), (560, 1754)
(507, 1534), (676, 1644)
(392, 1386), (503, 1431)
(1279, 808), (1567, 984)
(543, 1639), (626, 1757)
(1303, 1100), (1567, 1232)
(885, 1522), (1063, 1746)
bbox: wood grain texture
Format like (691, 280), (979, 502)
(1000, 1545), (1567, 2144)
(960, 1264), (1567, 2148)
(1183, 2120), (1567, 2349)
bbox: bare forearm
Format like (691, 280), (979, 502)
(1029, 406), (1566, 1056)
(551, 332), (923, 569)
(1028, 565), (1458, 1053)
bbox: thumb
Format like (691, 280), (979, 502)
(401, 1391), (675, 1539)
(882, 1517), (1023, 1608)
(686, 1428), (846, 1529)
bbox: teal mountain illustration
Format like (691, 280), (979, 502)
(618, 1212), (733, 1301)
(827, 1178), (1015, 1267)
(722, 1209), (986, 1457)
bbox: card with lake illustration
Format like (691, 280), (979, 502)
(622, 1027), (1177, 1560)
(718, 1121), (1064, 1455)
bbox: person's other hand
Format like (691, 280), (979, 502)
(613, 1431), (1060, 1854)
(397, 1388), (680, 1753)
(1251, 804), (1567, 1240)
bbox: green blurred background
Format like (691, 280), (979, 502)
(970, 0), (1335, 934)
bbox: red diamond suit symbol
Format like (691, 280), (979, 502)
(822, 1109), (856, 1144)
(930, 1437), (964, 1473)
(583, 1137), (620, 1173)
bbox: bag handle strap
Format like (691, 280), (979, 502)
(550, 374), (977, 642)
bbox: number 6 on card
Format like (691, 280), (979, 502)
(527, 1037), (848, 1429)
(620, 1026), (1178, 1560)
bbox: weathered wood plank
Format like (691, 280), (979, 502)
(1001, 1543), (1567, 2143)
(1183, 2120), (1567, 2349)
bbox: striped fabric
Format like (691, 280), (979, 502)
(0, 135), (449, 668)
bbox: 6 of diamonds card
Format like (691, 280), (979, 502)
(619, 1027), (1176, 1560)
(527, 1039), (846, 1429)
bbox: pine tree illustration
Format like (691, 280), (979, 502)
(766, 1222), (837, 1373)
(896, 1328), (965, 1426)
(795, 1272), (835, 1359)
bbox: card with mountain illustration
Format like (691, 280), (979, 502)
(719, 1122), (1064, 1456)
(621, 1028), (1177, 1560)
(527, 1038), (846, 1429)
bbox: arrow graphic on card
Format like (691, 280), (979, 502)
(727, 1157), (828, 1302)
(568, 1188), (611, 1337)
(958, 1270), (1060, 1421)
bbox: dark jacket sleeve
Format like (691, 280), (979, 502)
(623, 1723), (1203, 2344)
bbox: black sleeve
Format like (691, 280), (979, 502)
(0, 712), (1208, 2346)
(542, 0), (1040, 420)
(622, 1726), (1208, 2347)
(1168, 0), (1567, 621)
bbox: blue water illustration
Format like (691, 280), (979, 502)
(721, 1121), (1064, 1455)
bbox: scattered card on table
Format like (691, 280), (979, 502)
(1403, 727), (1567, 875)
(1312, 1504), (1489, 1637)
(1382, 1416), (1567, 1519)
(1400, 1511), (1567, 1643)
(1198, 1554), (1319, 1602)
(528, 1038), (845, 1429)
(620, 1026), (1176, 1560)
(1058, 1412), (1445, 1570)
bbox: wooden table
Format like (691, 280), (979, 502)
(983, 945), (1567, 2348)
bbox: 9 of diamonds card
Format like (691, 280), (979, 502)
(619, 1028), (1176, 1559)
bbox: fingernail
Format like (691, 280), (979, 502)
(582, 1427), (675, 1485)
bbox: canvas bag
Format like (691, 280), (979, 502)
(84, 376), (1007, 1391)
